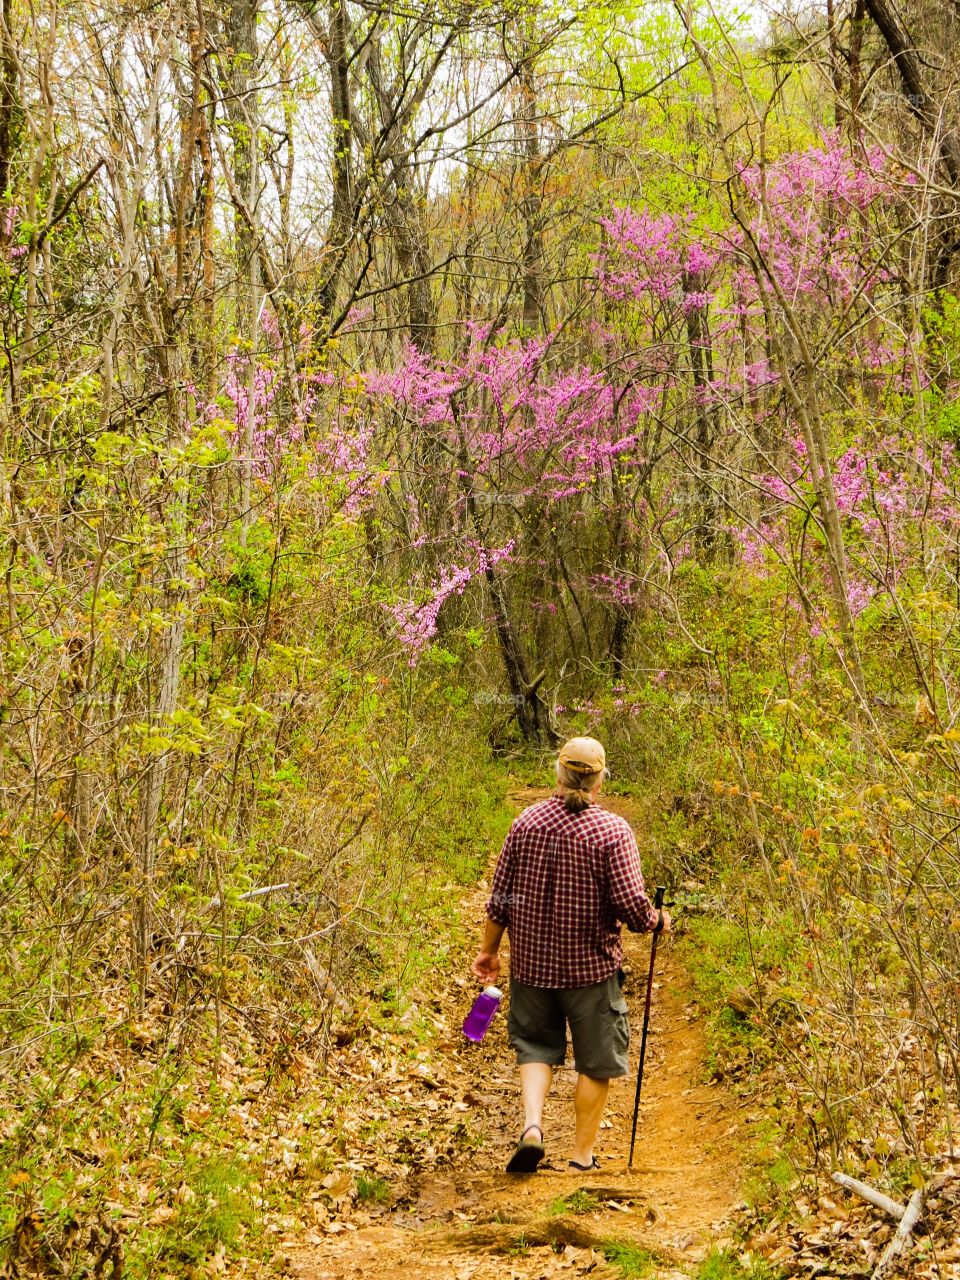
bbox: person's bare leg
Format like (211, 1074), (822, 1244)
(518, 1062), (553, 1139)
(570, 1073), (610, 1166)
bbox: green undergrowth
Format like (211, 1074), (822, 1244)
(368, 754), (514, 1004)
(671, 866), (812, 1229)
(548, 1189), (600, 1216)
(600, 1239), (659, 1277)
(601, 1240), (784, 1280)
(695, 1248), (784, 1279)
(0, 748), (514, 1277)
(679, 911), (803, 1082)
(355, 1173), (391, 1205)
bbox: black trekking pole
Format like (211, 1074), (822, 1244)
(628, 885), (666, 1169)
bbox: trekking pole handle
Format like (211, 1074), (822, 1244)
(653, 884), (666, 931)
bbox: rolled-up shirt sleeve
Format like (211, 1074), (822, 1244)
(607, 826), (659, 933)
(486, 826), (516, 926)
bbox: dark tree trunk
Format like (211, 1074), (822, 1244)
(826, 0), (846, 130)
(0, 0), (17, 207)
(864, 0), (960, 356)
(518, 53), (545, 333)
(318, 0), (354, 320)
(864, 0), (960, 184)
(392, 193), (434, 354)
(610, 609), (631, 679)
(364, 40), (435, 353)
(486, 567), (559, 746)
(849, 0), (865, 127)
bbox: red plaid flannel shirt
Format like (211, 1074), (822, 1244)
(486, 795), (659, 988)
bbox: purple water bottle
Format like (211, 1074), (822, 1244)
(462, 985), (502, 1042)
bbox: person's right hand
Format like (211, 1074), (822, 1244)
(471, 951), (501, 982)
(657, 909), (673, 934)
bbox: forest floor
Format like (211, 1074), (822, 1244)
(287, 787), (745, 1280)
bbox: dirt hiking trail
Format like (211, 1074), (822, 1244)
(290, 787), (744, 1279)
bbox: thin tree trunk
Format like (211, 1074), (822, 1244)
(222, 0), (260, 539)
(849, 0), (865, 128)
(826, 0), (846, 131)
(188, 1), (216, 404)
(485, 567), (559, 746)
(318, 0), (353, 320)
(363, 38), (435, 352)
(517, 47), (545, 333)
(99, 29), (173, 430)
(22, 6), (56, 373)
(683, 270), (721, 553)
(241, 111), (260, 542)
(0, 0), (17, 205)
(133, 8), (206, 979)
(135, 548), (186, 978)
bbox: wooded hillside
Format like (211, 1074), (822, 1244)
(1, 1), (958, 1276)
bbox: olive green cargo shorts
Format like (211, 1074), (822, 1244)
(507, 971), (630, 1079)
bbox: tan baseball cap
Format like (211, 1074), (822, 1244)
(558, 736), (607, 776)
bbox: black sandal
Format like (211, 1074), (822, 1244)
(506, 1125), (545, 1173)
(568, 1155), (599, 1171)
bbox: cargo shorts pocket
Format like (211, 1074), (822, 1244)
(610, 995), (630, 1053)
(566, 979), (631, 1078)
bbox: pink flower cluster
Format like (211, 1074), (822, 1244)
(3, 204), (26, 259)
(589, 572), (640, 608)
(315, 420), (386, 515)
(735, 132), (892, 304)
(752, 434), (960, 619)
(222, 351), (286, 477)
(387, 541), (515, 663)
(596, 207), (721, 306)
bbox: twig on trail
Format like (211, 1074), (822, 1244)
(831, 1171), (905, 1220)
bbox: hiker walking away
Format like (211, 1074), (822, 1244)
(470, 736), (671, 1173)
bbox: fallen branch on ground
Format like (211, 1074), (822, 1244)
(831, 1172), (904, 1220)
(831, 1170), (950, 1280)
(872, 1185), (925, 1280)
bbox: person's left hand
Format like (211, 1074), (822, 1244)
(471, 951), (500, 982)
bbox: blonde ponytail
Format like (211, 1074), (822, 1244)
(555, 762), (603, 813)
